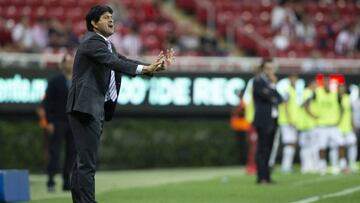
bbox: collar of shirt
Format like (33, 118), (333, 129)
(96, 32), (109, 42)
(260, 73), (269, 82)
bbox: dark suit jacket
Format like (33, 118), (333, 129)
(66, 31), (148, 121)
(43, 74), (69, 122)
(252, 74), (283, 128)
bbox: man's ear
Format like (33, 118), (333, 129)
(91, 20), (98, 30)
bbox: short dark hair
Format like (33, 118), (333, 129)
(60, 53), (72, 68)
(258, 58), (273, 71)
(85, 5), (113, 31)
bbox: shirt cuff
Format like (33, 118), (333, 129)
(136, 65), (143, 74)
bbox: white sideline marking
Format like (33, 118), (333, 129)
(290, 185), (360, 203)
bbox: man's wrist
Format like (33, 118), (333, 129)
(142, 65), (150, 74)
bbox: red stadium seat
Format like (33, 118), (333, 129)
(11, 0), (25, 7)
(4, 6), (18, 21)
(236, 25), (257, 51)
(142, 35), (162, 50)
(177, 0), (196, 13)
(259, 1), (274, 13)
(216, 11), (235, 36)
(25, 0), (43, 7)
(0, 0), (8, 7)
(140, 22), (158, 38)
(258, 11), (271, 26)
(256, 27), (275, 39)
(58, 0), (78, 8)
(48, 7), (65, 22)
(72, 21), (87, 37)
(65, 8), (84, 21)
(20, 6), (32, 20)
(42, 0), (58, 8)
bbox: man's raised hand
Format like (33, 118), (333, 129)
(142, 51), (165, 74)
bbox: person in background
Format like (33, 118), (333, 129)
(335, 23), (358, 56)
(352, 84), (360, 162)
(11, 16), (34, 52)
(278, 74), (299, 173)
(253, 58), (283, 184)
(271, 0), (296, 31)
(31, 17), (48, 51)
(305, 77), (344, 175)
(298, 80), (318, 173)
(295, 14), (316, 44)
(42, 54), (75, 192)
(63, 20), (79, 48)
(230, 90), (251, 166)
(338, 84), (358, 172)
(48, 18), (67, 47)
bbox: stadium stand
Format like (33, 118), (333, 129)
(0, 0), (177, 55)
(177, 0), (360, 58)
(0, 0), (359, 58)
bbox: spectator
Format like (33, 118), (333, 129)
(292, 0), (305, 22)
(178, 23), (200, 53)
(295, 14), (316, 44)
(318, 11), (342, 50)
(199, 29), (219, 56)
(164, 28), (180, 54)
(273, 15), (296, 50)
(122, 25), (142, 58)
(355, 16), (360, 52)
(335, 23), (358, 55)
(31, 18), (49, 51)
(11, 16), (34, 52)
(63, 20), (79, 48)
(48, 18), (67, 47)
(271, 0), (296, 30)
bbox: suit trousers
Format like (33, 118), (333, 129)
(47, 120), (75, 189)
(68, 112), (104, 203)
(255, 119), (277, 183)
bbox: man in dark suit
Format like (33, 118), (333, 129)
(252, 58), (283, 184)
(66, 5), (174, 203)
(42, 54), (75, 192)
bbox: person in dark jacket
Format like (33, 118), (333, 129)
(66, 5), (174, 203)
(42, 53), (75, 192)
(252, 58), (283, 184)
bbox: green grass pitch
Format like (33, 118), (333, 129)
(28, 166), (360, 203)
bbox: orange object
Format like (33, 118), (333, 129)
(230, 101), (251, 131)
(36, 107), (48, 129)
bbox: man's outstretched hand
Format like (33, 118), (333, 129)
(142, 48), (175, 74)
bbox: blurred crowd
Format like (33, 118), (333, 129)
(271, 0), (360, 57)
(0, 0), (225, 56)
(0, 0), (360, 57)
(0, 16), (79, 53)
